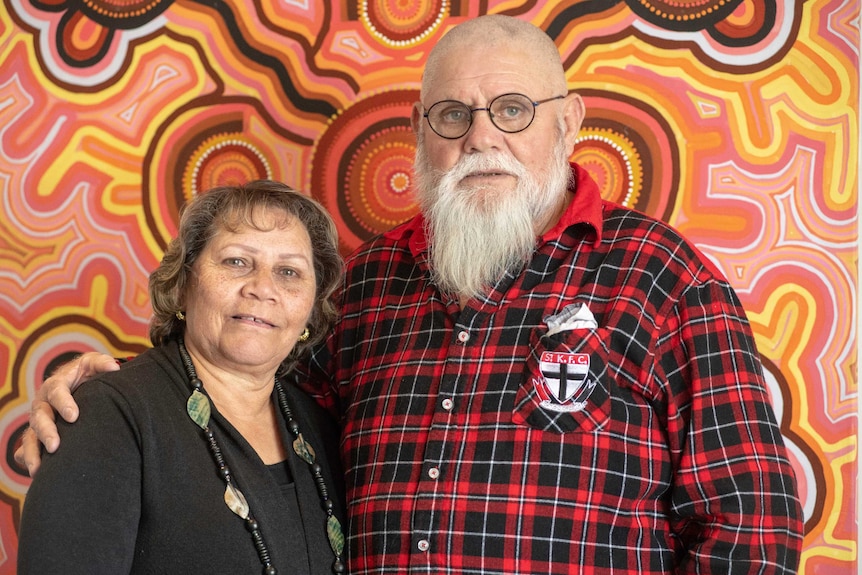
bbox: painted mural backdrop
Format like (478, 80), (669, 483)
(0, 0), (857, 571)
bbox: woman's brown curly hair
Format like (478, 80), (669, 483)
(148, 180), (343, 374)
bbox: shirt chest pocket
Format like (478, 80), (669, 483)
(512, 327), (612, 433)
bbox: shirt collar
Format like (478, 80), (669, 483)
(385, 162), (604, 257)
(541, 162), (603, 248)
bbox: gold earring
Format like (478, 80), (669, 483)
(176, 311), (185, 321)
(298, 328), (310, 342)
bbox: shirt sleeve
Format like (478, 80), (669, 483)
(658, 277), (804, 574)
(17, 381), (142, 574)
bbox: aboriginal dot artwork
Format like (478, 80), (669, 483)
(0, 0), (857, 572)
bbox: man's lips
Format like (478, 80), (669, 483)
(464, 170), (512, 179)
(232, 314), (276, 328)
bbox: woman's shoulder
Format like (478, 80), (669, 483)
(77, 343), (187, 403)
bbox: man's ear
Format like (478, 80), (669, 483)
(561, 92), (586, 155)
(410, 102), (424, 135)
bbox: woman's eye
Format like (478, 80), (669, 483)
(224, 257), (246, 266)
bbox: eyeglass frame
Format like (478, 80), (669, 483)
(421, 93), (567, 140)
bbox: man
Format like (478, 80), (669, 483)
(20, 14), (803, 574)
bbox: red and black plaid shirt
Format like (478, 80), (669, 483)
(302, 163), (803, 574)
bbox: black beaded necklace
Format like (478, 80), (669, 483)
(178, 339), (345, 574)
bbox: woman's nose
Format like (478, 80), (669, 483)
(243, 267), (277, 299)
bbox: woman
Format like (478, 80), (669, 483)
(17, 180), (346, 574)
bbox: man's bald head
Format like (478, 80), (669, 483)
(421, 15), (568, 100)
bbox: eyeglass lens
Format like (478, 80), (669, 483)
(426, 93), (537, 139)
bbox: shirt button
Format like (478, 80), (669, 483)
(441, 398), (454, 410)
(457, 330), (470, 343)
(417, 539), (430, 552)
(428, 467), (440, 479)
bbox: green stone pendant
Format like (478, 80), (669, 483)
(292, 433), (316, 464)
(186, 389), (211, 429)
(327, 515), (345, 556)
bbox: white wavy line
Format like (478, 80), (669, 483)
(8, 3), (168, 88)
(825, 0), (861, 55)
(762, 366), (817, 523)
(631, 7), (796, 66)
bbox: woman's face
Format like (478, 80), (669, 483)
(182, 209), (316, 380)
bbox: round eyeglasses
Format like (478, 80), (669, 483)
(422, 93), (566, 140)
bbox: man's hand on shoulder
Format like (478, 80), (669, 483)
(14, 352), (120, 476)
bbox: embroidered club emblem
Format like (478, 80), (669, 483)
(537, 351), (597, 413)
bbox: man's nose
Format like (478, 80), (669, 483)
(462, 108), (503, 151)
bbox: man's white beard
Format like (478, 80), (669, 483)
(414, 131), (572, 300)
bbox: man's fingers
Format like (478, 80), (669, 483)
(44, 379), (79, 424)
(78, 352), (121, 384)
(13, 428), (43, 477)
(23, 350), (120, 473)
(39, 351), (118, 422)
(28, 400), (60, 453)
